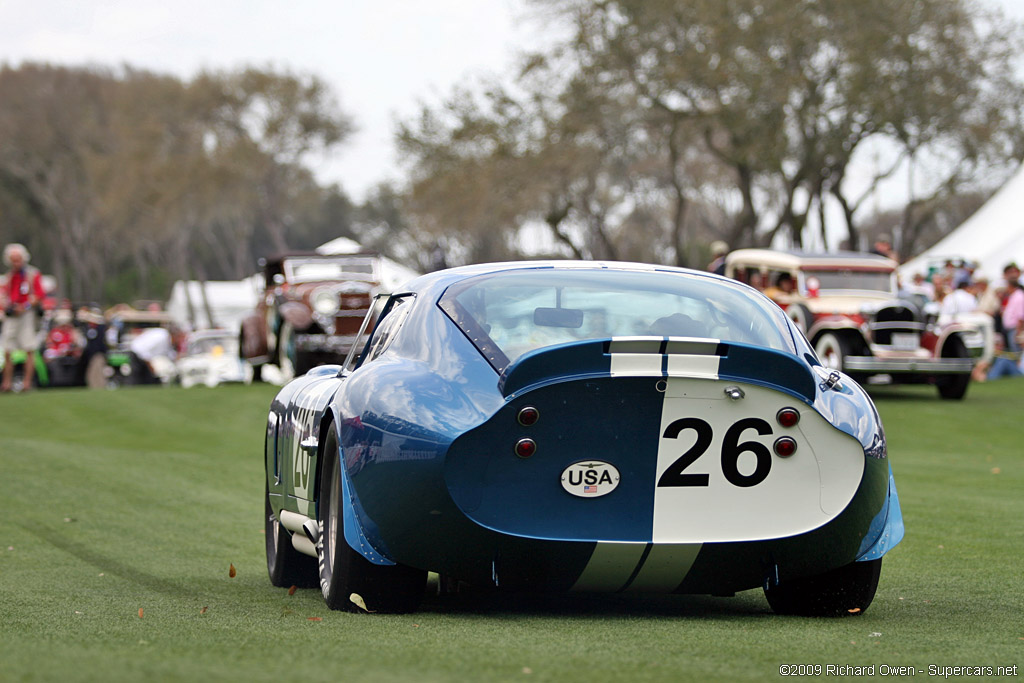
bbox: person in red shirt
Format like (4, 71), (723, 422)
(1, 243), (46, 392)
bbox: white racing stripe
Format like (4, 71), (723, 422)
(570, 542), (648, 592)
(624, 543), (702, 592)
(651, 378), (864, 543)
(608, 336), (722, 379)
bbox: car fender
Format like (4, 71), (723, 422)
(239, 312), (269, 360)
(856, 464), (905, 560)
(279, 301), (313, 331)
(807, 319), (865, 346)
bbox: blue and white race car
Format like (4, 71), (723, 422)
(264, 261), (904, 615)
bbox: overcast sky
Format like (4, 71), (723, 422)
(2, 0), (1022, 207)
(0, 0), (550, 201)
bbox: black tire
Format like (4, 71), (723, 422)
(317, 423), (426, 613)
(765, 558), (882, 617)
(814, 331), (852, 373)
(937, 336), (971, 400)
(265, 481), (318, 588)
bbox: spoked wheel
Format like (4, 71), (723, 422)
(765, 558), (882, 617)
(265, 481), (318, 588)
(814, 332), (850, 372)
(317, 423), (426, 613)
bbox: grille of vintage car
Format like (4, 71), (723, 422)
(867, 302), (924, 349)
(298, 281), (375, 354)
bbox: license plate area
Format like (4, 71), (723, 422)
(890, 332), (920, 350)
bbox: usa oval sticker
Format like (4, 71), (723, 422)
(560, 461), (621, 498)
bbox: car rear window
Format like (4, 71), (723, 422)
(439, 268), (797, 369)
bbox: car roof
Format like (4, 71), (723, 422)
(725, 249), (897, 271)
(398, 260), (740, 300)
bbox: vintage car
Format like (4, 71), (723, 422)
(177, 329), (252, 388)
(725, 249), (976, 399)
(104, 305), (178, 386)
(263, 261), (903, 616)
(240, 253), (382, 382)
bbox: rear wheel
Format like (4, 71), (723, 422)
(265, 482), (318, 588)
(765, 558), (882, 617)
(317, 423), (426, 613)
(937, 336), (971, 400)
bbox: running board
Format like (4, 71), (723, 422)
(279, 510), (320, 558)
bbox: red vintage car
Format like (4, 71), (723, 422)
(239, 253), (383, 381)
(725, 249), (977, 399)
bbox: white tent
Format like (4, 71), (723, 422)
(316, 236), (422, 291)
(166, 278), (259, 333)
(900, 165), (1024, 281)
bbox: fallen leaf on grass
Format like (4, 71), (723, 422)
(200, 606), (208, 614)
(349, 593), (372, 612)
(288, 585), (297, 595)
(847, 608), (861, 614)
(138, 608), (144, 618)
(991, 467), (1001, 474)
(229, 564), (236, 578)
(522, 667), (533, 675)
(308, 617), (322, 621)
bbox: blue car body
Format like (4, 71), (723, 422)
(264, 261), (903, 613)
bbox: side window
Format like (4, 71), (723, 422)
(365, 295), (414, 363)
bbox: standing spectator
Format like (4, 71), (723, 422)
(870, 234), (897, 260)
(903, 272), (936, 301)
(707, 241), (730, 275)
(1, 244), (46, 392)
(75, 307), (109, 388)
(1001, 265), (1024, 352)
(940, 279), (978, 318)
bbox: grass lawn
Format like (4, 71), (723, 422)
(0, 379), (1021, 682)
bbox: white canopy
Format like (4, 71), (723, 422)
(166, 278), (259, 333)
(901, 165), (1024, 281)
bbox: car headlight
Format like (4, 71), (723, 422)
(312, 289), (340, 317)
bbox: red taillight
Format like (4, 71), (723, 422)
(776, 407), (800, 428)
(774, 437), (798, 457)
(517, 406), (540, 426)
(514, 438), (537, 458)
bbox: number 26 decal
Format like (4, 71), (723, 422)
(658, 417), (773, 488)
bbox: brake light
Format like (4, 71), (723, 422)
(515, 438), (537, 458)
(774, 437), (798, 457)
(517, 406), (540, 426)
(776, 408), (800, 428)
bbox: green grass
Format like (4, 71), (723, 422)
(0, 380), (1022, 682)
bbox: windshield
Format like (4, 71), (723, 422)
(804, 268), (894, 293)
(439, 268), (796, 370)
(187, 335), (236, 355)
(284, 257), (377, 283)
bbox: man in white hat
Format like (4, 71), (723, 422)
(1, 243), (46, 392)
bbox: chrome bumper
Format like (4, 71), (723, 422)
(294, 333), (357, 354)
(844, 356), (974, 374)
